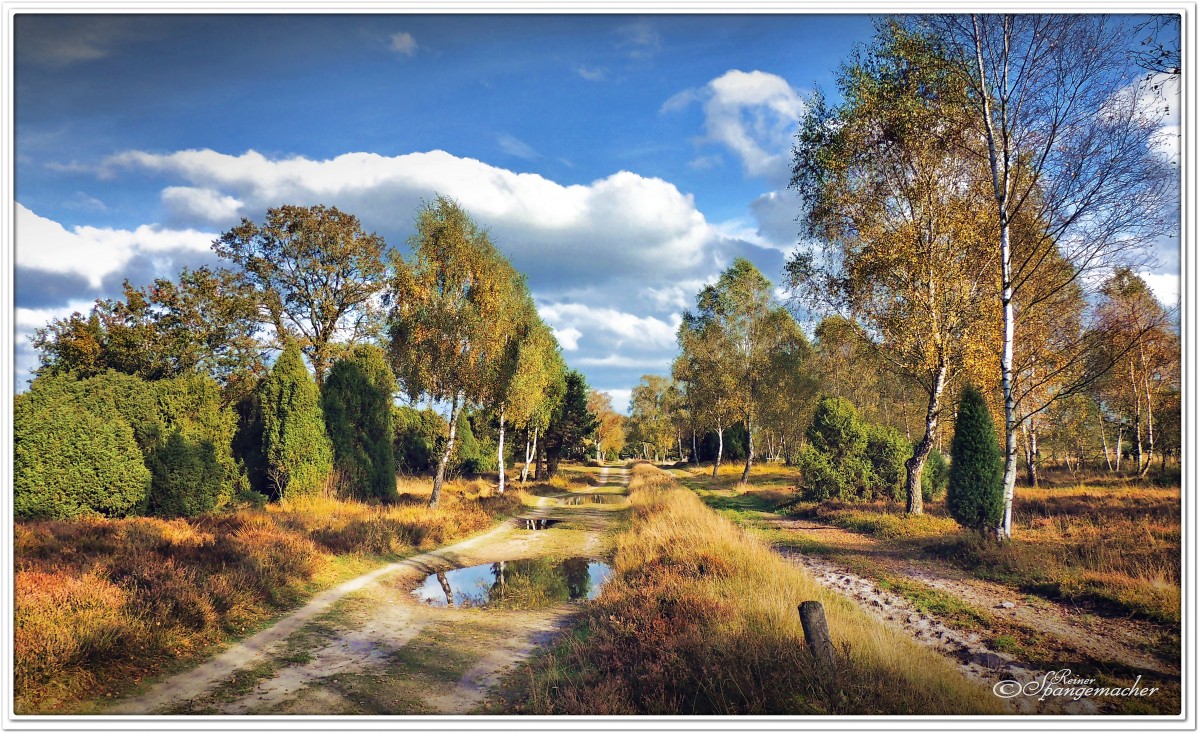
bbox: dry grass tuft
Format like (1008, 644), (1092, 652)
(506, 463), (1002, 715)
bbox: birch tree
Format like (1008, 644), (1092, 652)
(681, 258), (807, 484)
(788, 23), (995, 513)
(919, 14), (1175, 537)
(493, 302), (561, 494)
(628, 375), (677, 462)
(388, 196), (514, 507)
(587, 390), (627, 463)
(1091, 269), (1178, 478)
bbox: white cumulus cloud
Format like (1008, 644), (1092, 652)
(600, 388), (633, 415)
(664, 69), (806, 185)
(162, 186), (244, 226)
(102, 148), (726, 291)
(15, 203), (215, 287)
(553, 326), (583, 351)
(1139, 270), (1179, 309)
(536, 302), (680, 353)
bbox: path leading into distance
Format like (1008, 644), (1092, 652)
(107, 465), (630, 715)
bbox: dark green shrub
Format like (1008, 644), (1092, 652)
(798, 396), (872, 501)
(946, 385), (1004, 533)
(232, 387), (269, 496)
(147, 431), (224, 517)
(795, 444), (845, 501)
(152, 373), (241, 501)
(453, 410), (497, 475)
(921, 447), (950, 502)
(258, 343), (334, 499)
(59, 370), (240, 515)
(865, 424), (910, 502)
(322, 345), (397, 501)
(70, 370), (164, 451)
(806, 397), (868, 462)
(14, 379), (150, 519)
(393, 405), (445, 474)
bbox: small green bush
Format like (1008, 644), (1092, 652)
(796, 444), (845, 502)
(14, 380), (150, 519)
(806, 396), (867, 461)
(454, 410), (497, 475)
(801, 395), (878, 503)
(946, 385), (1004, 533)
(147, 431), (224, 518)
(393, 405), (446, 474)
(864, 424), (909, 502)
(58, 370), (240, 515)
(921, 447), (950, 502)
(322, 345), (397, 501)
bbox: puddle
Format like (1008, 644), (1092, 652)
(412, 557), (612, 609)
(516, 517), (559, 530)
(559, 494), (624, 506)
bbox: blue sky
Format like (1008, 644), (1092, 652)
(11, 13), (1180, 412)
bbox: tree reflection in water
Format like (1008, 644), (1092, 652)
(412, 558), (611, 609)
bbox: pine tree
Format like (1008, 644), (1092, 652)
(259, 343), (334, 499)
(946, 385), (1004, 534)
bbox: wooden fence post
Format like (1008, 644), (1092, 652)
(798, 601), (836, 669)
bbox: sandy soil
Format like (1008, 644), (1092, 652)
(107, 466), (629, 716)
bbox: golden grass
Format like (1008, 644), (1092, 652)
(954, 484), (1181, 623)
(14, 477), (523, 714)
(769, 472), (1181, 624)
(504, 463), (1003, 715)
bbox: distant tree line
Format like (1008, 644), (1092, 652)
(18, 197), (599, 519)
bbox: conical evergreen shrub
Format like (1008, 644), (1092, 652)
(322, 345), (397, 501)
(259, 343), (334, 499)
(946, 385), (1004, 533)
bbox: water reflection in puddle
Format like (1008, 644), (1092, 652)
(559, 494), (624, 506)
(516, 517), (558, 530)
(412, 557), (612, 609)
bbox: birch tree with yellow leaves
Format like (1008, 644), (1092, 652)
(787, 23), (995, 514)
(388, 196), (518, 507)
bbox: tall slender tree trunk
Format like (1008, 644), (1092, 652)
(998, 229), (1018, 539)
(1115, 428), (1124, 473)
(436, 571), (454, 606)
(1139, 345), (1155, 478)
(497, 407), (506, 494)
(971, 17), (1017, 540)
(1101, 420), (1114, 472)
(740, 416), (753, 484)
(430, 392), (462, 507)
(691, 427), (699, 466)
(677, 434), (684, 464)
(1026, 422), (1039, 488)
(905, 360), (946, 515)
(1130, 359), (1145, 476)
(712, 419), (723, 479)
(522, 426), (537, 483)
